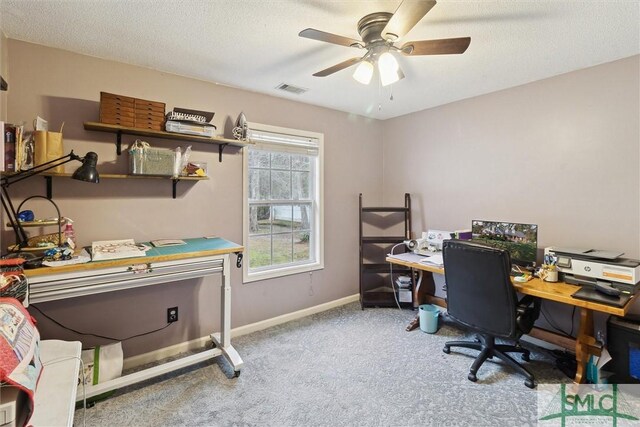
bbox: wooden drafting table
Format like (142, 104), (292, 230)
(386, 255), (637, 384)
(25, 237), (244, 400)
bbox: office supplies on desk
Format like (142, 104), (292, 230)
(539, 259), (558, 282)
(407, 229), (454, 255)
(513, 275), (532, 283)
(424, 230), (452, 252)
(42, 248), (91, 267)
(387, 252), (426, 263)
(404, 234), (427, 254)
(151, 239), (186, 247)
(420, 253), (443, 267)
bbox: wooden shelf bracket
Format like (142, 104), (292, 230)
(218, 143), (228, 163)
(116, 130), (123, 155)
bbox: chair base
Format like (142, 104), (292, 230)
(443, 334), (536, 388)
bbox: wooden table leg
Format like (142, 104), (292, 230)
(412, 270), (423, 309)
(413, 270), (435, 307)
(407, 270), (423, 331)
(574, 308), (595, 384)
(407, 270), (438, 331)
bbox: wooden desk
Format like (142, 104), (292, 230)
(26, 237), (244, 400)
(386, 256), (636, 383)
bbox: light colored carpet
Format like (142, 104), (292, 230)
(76, 302), (569, 426)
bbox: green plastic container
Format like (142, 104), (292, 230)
(419, 304), (439, 333)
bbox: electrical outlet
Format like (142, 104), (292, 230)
(167, 307), (178, 323)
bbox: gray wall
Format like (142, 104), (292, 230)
(4, 40), (383, 356)
(382, 55), (639, 259)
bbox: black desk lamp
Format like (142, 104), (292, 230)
(1, 150), (99, 249)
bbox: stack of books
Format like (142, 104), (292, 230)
(165, 108), (216, 137)
(1, 122), (32, 172)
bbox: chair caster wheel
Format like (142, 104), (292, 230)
(525, 379), (535, 389)
(233, 370), (241, 378)
(522, 352), (530, 362)
(468, 373), (477, 382)
(443, 346), (450, 354)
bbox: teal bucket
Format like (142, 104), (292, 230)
(419, 304), (439, 333)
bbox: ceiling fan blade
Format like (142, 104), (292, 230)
(400, 37), (471, 55)
(382, 0), (437, 41)
(299, 28), (364, 48)
(312, 58), (362, 77)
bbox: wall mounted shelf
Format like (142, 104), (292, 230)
(40, 172), (208, 199)
(83, 121), (252, 162)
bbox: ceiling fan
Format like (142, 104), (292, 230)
(298, 0), (470, 86)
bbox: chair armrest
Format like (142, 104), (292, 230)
(518, 295), (541, 316)
(516, 295), (542, 333)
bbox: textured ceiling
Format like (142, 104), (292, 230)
(1, 0), (638, 120)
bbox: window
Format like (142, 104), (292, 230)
(243, 123), (324, 282)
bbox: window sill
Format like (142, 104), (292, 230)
(243, 261), (324, 283)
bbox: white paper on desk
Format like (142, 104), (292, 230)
(420, 253), (444, 267)
(387, 252), (427, 263)
(91, 239), (149, 261)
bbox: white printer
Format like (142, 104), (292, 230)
(544, 247), (640, 293)
(408, 230), (452, 255)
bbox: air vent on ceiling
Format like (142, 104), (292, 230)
(276, 83), (307, 95)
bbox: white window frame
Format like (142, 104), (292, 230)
(242, 122), (324, 283)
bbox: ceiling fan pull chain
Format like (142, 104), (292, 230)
(378, 77), (382, 111)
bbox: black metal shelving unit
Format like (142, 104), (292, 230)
(359, 193), (413, 309)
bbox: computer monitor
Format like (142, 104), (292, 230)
(471, 220), (538, 267)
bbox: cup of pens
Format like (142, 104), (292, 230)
(542, 254), (558, 282)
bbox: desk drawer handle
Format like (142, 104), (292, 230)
(128, 264), (152, 274)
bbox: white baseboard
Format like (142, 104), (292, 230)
(124, 294), (359, 370)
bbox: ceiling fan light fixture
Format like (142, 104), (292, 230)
(378, 51), (401, 86)
(353, 60), (374, 85)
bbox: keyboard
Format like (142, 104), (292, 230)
(572, 286), (630, 308)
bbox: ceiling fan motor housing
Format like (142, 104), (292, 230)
(357, 12), (393, 45)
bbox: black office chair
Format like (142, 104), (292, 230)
(442, 240), (541, 388)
